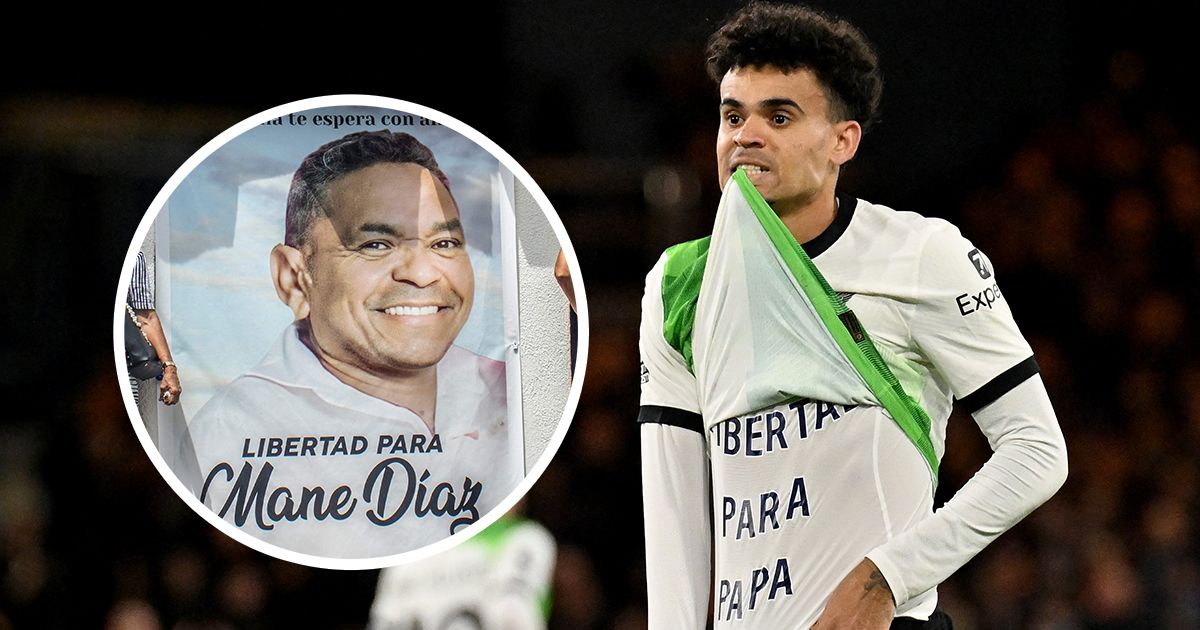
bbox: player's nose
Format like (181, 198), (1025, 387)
(733, 116), (767, 148)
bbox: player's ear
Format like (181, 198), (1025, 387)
(271, 243), (311, 321)
(831, 119), (863, 167)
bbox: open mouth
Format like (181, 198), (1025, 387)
(736, 164), (770, 174)
(381, 305), (442, 316)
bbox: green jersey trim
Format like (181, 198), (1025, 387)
(470, 514), (521, 550)
(470, 515), (553, 619)
(732, 170), (939, 477)
(660, 236), (711, 373)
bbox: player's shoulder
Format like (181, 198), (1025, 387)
(640, 237), (711, 364)
(644, 235), (711, 318)
(852, 196), (963, 245)
(647, 235), (712, 287)
(847, 197), (977, 277)
(853, 198), (1004, 304)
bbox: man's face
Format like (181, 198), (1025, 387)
(716, 65), (845, 215)
(301, 162), (474, 373)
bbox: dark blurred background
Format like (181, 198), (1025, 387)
(2, 2), (1197, 628)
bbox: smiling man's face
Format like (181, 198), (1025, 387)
(300, 162), (474, 374)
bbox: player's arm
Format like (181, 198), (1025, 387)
(639, 255), (712, 629)
(641, 409), (710, 627)
(865, 225), (1069, 609)
(867, 372), (1066, 607)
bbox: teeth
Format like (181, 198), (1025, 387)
(383, 305), (439, 316)
(738, 165), (769, 174)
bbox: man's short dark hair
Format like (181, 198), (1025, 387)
(285, 129), (451, 247)
(706, 2), (883, 132)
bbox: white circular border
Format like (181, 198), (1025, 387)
(112, 95), (589, 570)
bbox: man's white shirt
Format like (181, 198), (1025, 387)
(640, 193), (1067, 627)
(190, 322), (520, 559)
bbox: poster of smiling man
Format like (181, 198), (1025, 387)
(124, 100), (548, 564)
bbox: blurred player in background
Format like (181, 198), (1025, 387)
(639, 3), (1068, 628)
(369, 508), (556, 630)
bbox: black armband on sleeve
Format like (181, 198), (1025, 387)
(959, 356), (1040, 414)
(638, 405), (704, 434)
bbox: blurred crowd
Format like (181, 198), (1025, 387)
(1, 32), (1196, 630)
(937, 51), (1200, 628)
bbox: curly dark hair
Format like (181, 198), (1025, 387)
(285, 129), (452, 247)
(705, 2), (883, 132)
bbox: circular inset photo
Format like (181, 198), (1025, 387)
(114, 96), (586, 569)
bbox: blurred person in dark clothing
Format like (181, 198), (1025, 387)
(127, 250), (182, 407)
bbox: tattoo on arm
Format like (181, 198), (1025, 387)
(863, 569), (891, 595)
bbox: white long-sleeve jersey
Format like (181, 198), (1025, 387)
(639, 193), (1067, 628)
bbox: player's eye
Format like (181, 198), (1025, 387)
(724, 112), (743, 126)
(431, 238), (463, 250)
(771, 113), (791, 125)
